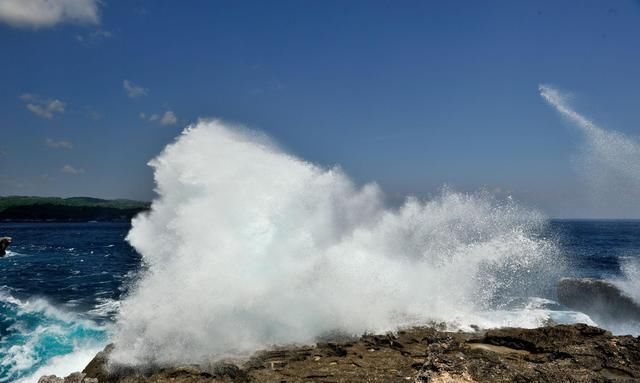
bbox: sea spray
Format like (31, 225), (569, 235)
(608, 258), (640, 337)
(539, 85), (640, 217)
(111, 120), (562, 365)
(615, 258), (640, 303)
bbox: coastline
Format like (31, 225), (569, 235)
(0, 196), (149, 222)
(39, 323), (640, 383)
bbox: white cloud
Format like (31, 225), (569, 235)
(160, 111), (177, 125)
(123, 80), (148, 98)
(20, 94), (65, 119)
(0, 0), (100, 29)
(76, 28), (112, 43)
(140, 111), (177, 125)
(61, 164), (84, 174)
(45, 138), (72, 149)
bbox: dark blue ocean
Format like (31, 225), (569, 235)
(1, 220), (639, 382)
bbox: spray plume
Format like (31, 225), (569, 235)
(539, 85), (640, 217)
(111, 119), (561, 365)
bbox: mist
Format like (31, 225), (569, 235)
(540, 85), (640, 218)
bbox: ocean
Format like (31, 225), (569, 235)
(0, 219), (639, 382)
(0, 222), (140, 382)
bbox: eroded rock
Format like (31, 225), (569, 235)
(44, 324), (640, 383)
(418, 324), (640, 383)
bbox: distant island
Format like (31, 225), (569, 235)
(0, 196), (150, 222)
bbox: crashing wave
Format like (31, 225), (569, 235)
(111, 120), (564, 365)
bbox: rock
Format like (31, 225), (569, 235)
(418, 324), (640, 383)
(82, 343), (113, 382)
(557, 277), (640, 324)
(210, 363), (248, 380)
(37, 374), (96, 383)
(481, 323), (610, 353)
(0, 236), (11, 257)
(63, 372), (86, 383)
(38, 376), (64, 383)
(42, 324), (640, 382)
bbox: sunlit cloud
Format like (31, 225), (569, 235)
(45, 138), (73, 150)
(61, 164), (84, 174)
(140, 110), (178, 126)
(76, 28), (112, 44)
(160, 111), (177, 125)
(0, 0), (100, 29)
(20, 94), (65, 119)
(123, 80), (148, 99)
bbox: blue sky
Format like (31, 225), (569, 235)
(1, 0), (640, 218)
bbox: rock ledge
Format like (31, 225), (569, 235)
(43, 324), (640, 383)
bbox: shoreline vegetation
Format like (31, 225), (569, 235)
(40, 323), (640, 383)
(0, 196), (149, 222)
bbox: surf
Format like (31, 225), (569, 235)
(0, 288), (108, 383)
(110, 119), (564, 365)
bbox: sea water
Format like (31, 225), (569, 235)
(0, 222), (140, 382)
(1, 219), (639, 381)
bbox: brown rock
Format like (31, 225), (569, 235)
(418, 324), (640, 383)
(45, 324), (640, 383)
(38, 376), (64, 383)
(63, 372), (86, 383)
(82, 343), (114, 382)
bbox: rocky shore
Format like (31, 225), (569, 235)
(39, 323), (640, 383)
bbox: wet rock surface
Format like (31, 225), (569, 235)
(0, 236), (11, 256)
(46, 324), (640, 382)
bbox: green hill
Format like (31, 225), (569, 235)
(0, 196), (150, 222)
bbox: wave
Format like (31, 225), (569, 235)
(111, 120), (564, 365)
(0, 289), (108, 383)
(3, 250), (25, 258)
(557, 274), (640, 336)
(87, 297), (121, 319)
(472, 301), (596, 330)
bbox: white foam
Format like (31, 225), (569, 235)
(15, 346), (104, 383)
(0, 290), (108, 382)
(3, 250), (23, 257)
(111, 120), (562, 365)
(87, 297), (120, 318)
